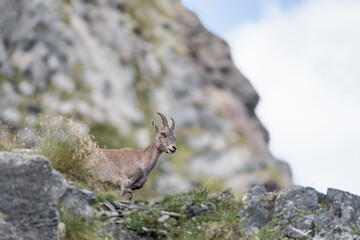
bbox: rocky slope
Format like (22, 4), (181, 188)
(1, 152), (360, 240)
(0, 0), (291, 195)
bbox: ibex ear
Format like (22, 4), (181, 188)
(152, 120), (159, 133)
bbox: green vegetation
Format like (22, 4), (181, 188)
(250, 224), (283, 240)
(296, 208), (319, 217)
(95, 191), (118, 204)
(351, 223), (360, 236)
(59, 207), (101, 240)
(124, 186), (243, 239)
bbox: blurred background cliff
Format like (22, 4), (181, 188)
(0, 0), (292, 197)
(183, 0), (360, 196)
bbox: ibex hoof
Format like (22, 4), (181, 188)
(122, 189), (133, 201)
(124, 192), (132, 201)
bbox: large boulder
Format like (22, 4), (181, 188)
(0, 152), (95, 239)
(0, 152), (67, 239)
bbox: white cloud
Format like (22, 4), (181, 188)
(226, 0), (360, 195)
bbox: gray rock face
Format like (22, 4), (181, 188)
(240, 186), (275, 234)
(0, 0), (292, 195)
(0, 152), (97, 240)
(241, 185), (360, 239)
(0, 152), (61, 240)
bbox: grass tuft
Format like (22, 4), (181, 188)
(34, 115), (99, 183)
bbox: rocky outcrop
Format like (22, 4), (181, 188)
(0, 152), (95, 239)
(241, 185), (360, 239)
(0, 0), (291, 195)
(0, 152), (65, 239)
(1, 152), (360, 239)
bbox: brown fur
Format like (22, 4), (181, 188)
(89, 113), (177, 200)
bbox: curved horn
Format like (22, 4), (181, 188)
(170, 117), (175, 130)
(157, 112), (169, 127)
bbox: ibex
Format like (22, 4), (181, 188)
(92, 113), (177, 200)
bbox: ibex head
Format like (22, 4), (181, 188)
(152, 112), (177, 154)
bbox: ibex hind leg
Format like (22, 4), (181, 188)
(118, 179), (133, 201)
(122, 188), (134, 201)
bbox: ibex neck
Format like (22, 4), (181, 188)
(142, 139), (162, 172)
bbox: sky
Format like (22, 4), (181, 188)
(182, 0), (360, 195)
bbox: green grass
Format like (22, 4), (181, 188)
(351, 223), (360, 236)
(124, 186), (243, 239)
(250, 225), (283, 240)
(95, 191), (118, 204)
(59, 207), (101, 240)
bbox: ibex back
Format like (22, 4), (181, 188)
(92, 112), (177, 200)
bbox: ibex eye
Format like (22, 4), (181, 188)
(161, 133), (167, 137)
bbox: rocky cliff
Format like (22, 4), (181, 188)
(0, 0), (291, 195)
(1, 152), (360, 240)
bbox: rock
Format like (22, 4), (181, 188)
(160, 211), (181, 217)
(240, 185), (360, 239)
(274, 186), (320, 223)
(103, 200), (116, 212)
(0, 152), (62, 239)
(113, 200), (138, 210)
(0, 218), (20, 240)
(327, 188), (360, 225)
(240, 186), (275, 234)
(103, 211), (120, 218)
(157, 215), (170, 223)
(187, 205), (208, 218)
(283, 226), (308, 239)
(60, 186), (94, 218)
(78, 188), (96, 204)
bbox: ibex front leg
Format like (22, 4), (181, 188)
(123, 169), (147, 201)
